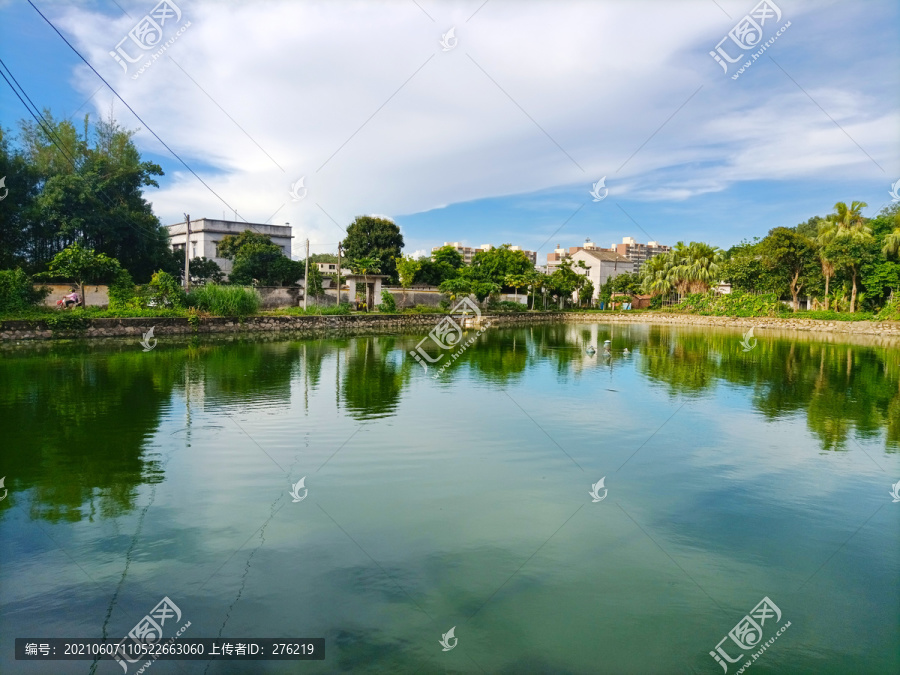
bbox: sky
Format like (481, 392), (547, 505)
(1, 0), (898, 262)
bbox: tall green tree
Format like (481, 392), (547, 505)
(826, 201), (873, 312)
(342, 216), (404, 283)
(10, 112), (172, 281)
(815, 220), (838, 310)
(759, 227), (819, 311)
(470, 244), (533, 286)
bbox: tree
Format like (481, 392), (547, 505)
(505, 273), (530, 304)
(229, 242), (304, 286)
(414, 258), (457, 286)
(307, 253), (338, 264)
(36, 242), (124, 305)
(826, 237), (875, 313)
(826, 201), (873, 312)
(720, 239), (767, 292)
(438, 277), (472, 302)
(305, 264), (324, 302)
(431, 245), (464, 269)
(351, 256), (380, 310)
(578, 279), (595, 307)
(759, 227), (818, 311)
(188, 257), (224, 284)
(815, 220), (838, 310)
(8, 112), (173, 281)
(216, 230), (277, 260)
(470, 244), (533, 286)
(395, 255), (421, 307)
(639, 242), (720, 297)
(342, 216), (404, 283)
(548, 260), (583, 309)
(639, 251), (674, 296)
(526, 270), (548, 310)
(471, 281), (500, 303)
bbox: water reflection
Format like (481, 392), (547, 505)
(1, 323), (896, 525)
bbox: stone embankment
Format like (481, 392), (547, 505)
(566, 312), (900, 337)
(1, 311), (898, 341)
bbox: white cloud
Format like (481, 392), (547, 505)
(47, 0), (900, 254)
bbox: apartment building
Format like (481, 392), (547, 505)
(615, 237), (670, 271)
(433, 242), (538, 265)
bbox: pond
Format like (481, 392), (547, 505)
(0, 322), (898, 674)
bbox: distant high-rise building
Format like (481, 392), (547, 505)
(615, 237), (670, 271)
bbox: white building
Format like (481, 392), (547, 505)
(569, 249), (634, 301)
(167, 218), (294, 276)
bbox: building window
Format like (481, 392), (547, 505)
(173, 243), (185, 252)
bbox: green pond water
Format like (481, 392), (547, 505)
(0, 322), (898, 674)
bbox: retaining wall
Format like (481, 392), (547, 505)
(1, 311), (898, 342)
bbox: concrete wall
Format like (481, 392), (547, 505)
(36, 283), (110, 308)
(255, 286), (303, 309)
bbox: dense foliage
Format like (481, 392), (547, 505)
(342, 216), (404, 283)
(0, 114), (176, 281)
(0, 269), (48, 313)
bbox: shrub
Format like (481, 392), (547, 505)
(107, 269), (136, 310)
(0, 269), (48, 313)
(487, 300), (527, 312)
(188, 284), (260, 316)
(876, 297), (900, 321)
(148, 271), (188, 309)
(672, 291), (782, 317)
(378, 290), (397, 313)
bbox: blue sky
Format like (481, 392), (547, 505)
(1, 0), (898, 261)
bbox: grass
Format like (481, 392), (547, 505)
(268, 303), (352, 316)
(187, 284), (260, 317)
(0, 306), (187, 321)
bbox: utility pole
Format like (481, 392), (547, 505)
(337, 242), (342, 305)
(303, 238), (309, 310)
(183, 213), (191, 291)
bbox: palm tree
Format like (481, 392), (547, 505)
(816, 219), (837, 310)
(351, 256), (379, 310)
(640, 242), (720, 298)
(827, 201), (872, 313)
(675, 241), (721, 294)
(828, 201), (869, 232)
(884, 229), (900, 257)
(639, 252), (674, 297)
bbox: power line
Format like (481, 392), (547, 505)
(26, 0), (258, 229)
(0, 58), (165, 248)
